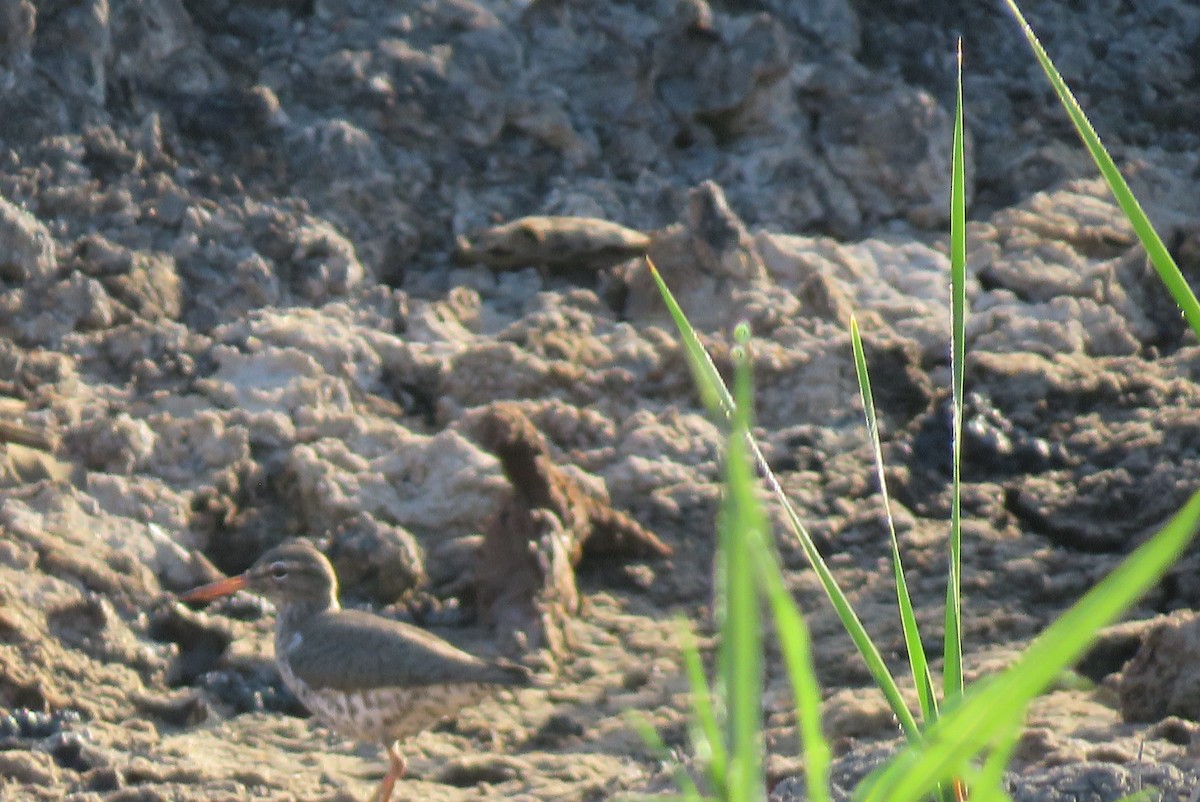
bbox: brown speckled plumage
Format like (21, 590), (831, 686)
(181, 539), (529, 802)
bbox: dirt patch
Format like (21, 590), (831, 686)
(2, 0), (1200, 800)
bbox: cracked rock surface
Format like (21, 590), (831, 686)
(2, 0), (1200, 800)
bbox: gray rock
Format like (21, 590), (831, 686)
(109, 0), (222, 95)
(0, 196), (57, 283)
(34, 0), (111, 102)
(811, 74), (960, 229)
(288, 119), (387, 183)
(771, 0), (860, 55)
(0, 0), (35, 77)
(770, 749), (1199, 801)
(1008, 761), (1197, 802)
(327, 512), (426, 604)
(1120, 610), (1200, 723)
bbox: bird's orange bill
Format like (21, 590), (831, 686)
(179, 574), (249, 603)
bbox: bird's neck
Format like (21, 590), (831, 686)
(275, 594), (341, 633)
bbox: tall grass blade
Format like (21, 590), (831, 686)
(944, 37), (968, 709)
(969, 718), (1022, 802)
(647, 259), (921, 739)
(731, 336), (832, 802)
(750, 551), (832, 802)
(646, 258), (733, 421)
(952, 777), (1013, 802)
(854, 486), (1200, 802)
(723, 332), (765, 802)
(627, 710), (707, 802)
(679, 622), (728, 795)
(1002, 0), (1200, 340)
(850, 316), (938, 725)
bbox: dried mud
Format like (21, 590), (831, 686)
(2, 0), (1200, 800)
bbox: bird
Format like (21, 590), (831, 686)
(179, 539), (531, 802)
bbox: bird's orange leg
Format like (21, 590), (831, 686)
(371, 742), (406, 802)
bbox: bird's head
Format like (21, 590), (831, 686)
(180, 540), (340, 613)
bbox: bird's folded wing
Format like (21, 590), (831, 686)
(287, 609), (514, 692)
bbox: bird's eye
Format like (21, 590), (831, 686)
(268, 562), (288, 580)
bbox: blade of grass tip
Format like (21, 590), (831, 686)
(626, 710), (706, 801)
(849, 316), (938, 725)
(724, 325), (765, 802)
(945, 35), (967, 706)
(679, 621), (728, 796)
(646, 259), (921, 740)
(1001, 0), (1200, 340)
(855, 486), (1200, 802)
(647, 258), (733, 420)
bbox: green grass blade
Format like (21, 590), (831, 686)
(727, 334), (765, 799)
(954, 778), (1013, 802)
(679, 622), (728, 795)
(968, 715), (1023, 802)
(647, 259), (921, 740)
(724, 331), (765, 802)
(944, 37), (967, 708)
(731, 347), (831, 802)
(752, 561), (832, 802)
(647, 258), (733, 421)
(626, 710), (707, 802)
(1111, 792), (1160, 802)
(854, 486), (1200, 802)
(850, 317), (938, 725)
(1002, 0), (1200, 341)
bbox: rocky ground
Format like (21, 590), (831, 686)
(2, 0), (1200, 800)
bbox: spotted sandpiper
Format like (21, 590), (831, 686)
(180, 539), (530, 802)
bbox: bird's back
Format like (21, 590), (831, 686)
(274, 609), (529, 744)
(278, 608), (528, 693)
